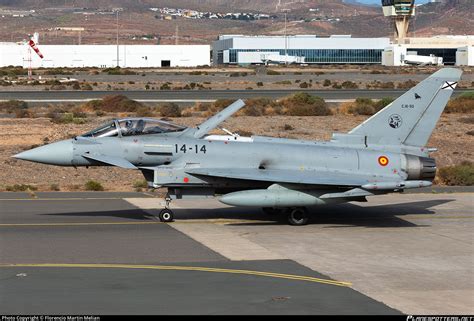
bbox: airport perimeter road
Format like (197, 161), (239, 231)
(0, 89), (472, 103)
(0, 192), (397, 315)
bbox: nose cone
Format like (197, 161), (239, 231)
(13, 140), (73, 166)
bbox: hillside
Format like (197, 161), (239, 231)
(0, 0), (471, 44)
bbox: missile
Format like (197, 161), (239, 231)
(361, 180), (432, 190)
(219, 189), (326, 207)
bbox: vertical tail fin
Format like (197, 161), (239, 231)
(348, 68), (462, 147)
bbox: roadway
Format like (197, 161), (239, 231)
(0, 89), (472, 103)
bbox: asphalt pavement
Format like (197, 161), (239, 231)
(0, 192), (398, 314)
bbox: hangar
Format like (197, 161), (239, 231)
(0, 43), (211, 68)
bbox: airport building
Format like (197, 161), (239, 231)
(0, 43), (211, 68)
(212, 34), (474, 66)
(212, 35), (391, 65)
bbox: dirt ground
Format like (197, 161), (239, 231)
(1, 113), (472, 192)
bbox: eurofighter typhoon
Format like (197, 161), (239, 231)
(13, 68), (462, 225)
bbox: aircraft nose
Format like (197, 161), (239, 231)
(13, 139), (73, 166)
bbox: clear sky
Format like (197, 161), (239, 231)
(355, 0), (430, 4)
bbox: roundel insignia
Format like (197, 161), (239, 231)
(378, 156), (389, 167)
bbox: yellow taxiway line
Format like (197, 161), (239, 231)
(0, 263), (351, 287)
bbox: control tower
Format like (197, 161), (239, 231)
(381, 0), (415, 43)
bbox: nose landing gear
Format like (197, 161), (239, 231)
(158, 195), (174, 223)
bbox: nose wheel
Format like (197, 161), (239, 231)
(159, 208), (174, 223)
(158, 194), (174, 223)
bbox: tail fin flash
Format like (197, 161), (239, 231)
(348, 68), (462, 147)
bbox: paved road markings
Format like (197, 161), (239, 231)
(0, 263), (351, 287)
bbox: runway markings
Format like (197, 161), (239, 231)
(0, 263), (352, 287)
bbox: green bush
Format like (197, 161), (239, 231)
(323, 79), (331, 87)
(445, 92), (474, 114)
(344, 97), (393, 116)
(437, 162), (474, 186)
(159, 103), (181, 117)
(341, 81), (358, 89)
(282, 93), (330, 116)
(85, 180), (104, 191)
(374, 97), (395, 111)
(133, 180), (148, 191)
(266, 70), (281, 75)
(83, 95), (143, 113)
(6, 184), (38, 192)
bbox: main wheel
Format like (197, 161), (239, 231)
(159, 209), (174, 223)
(287, 208), (309, 226)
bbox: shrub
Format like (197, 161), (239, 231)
(50, 184), (60, 191)
(397, 79), (417, 89)
(282, 93), (330, 116)
(159, 103), (181, 117)
(15, 109), (35, 118)
(241, 98), (277, 116)
(323, 79), (331, 87)
(82, 83), (93, 90)
(374, 97), (395, 111)
(160, 83), (171, 90)
(256, 81), (264, 87)
(341, 81), (358, 89)
(274, 80), (292, 85)
(266, 70), (281, 75)
(6, 184), (37, 192)
(445, 92), (474, 114)
(343, 98), (376, 115)
(437, 161), (474, 186)
(0, 100), (28, 113)
(136, 106), (154, 117)
(103, 67), (136, 75)
(85, 180), (104, 191)
(283, 124), (294, 130)
(72, 82), (81, 90)
(83, 95), (143, 113)
(133, 180), (148, 191)
(213, 99), (235, 112)
(299, 82), (309, 89)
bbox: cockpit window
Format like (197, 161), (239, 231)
(118, 119), (186, 136)
(81, 121), (119, 138)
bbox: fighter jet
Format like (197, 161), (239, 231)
(13, 68), (462, 225)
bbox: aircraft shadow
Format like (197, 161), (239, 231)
(41, 199), (454, 228)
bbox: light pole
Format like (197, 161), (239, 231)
(116, 10), (119, 67)
(282, 9), (290, 66)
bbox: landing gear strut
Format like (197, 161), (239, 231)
(159, 195), (174, 223)
(287, 207), (309, 226)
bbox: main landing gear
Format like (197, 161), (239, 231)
(262, 207), (310, 226)
(158, 195), (174, 223)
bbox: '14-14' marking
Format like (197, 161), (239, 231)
(175, 144), (207, 154)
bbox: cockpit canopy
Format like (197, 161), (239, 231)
(81, 118), (187, 138)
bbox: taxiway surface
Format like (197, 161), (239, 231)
(1, 191), (472, 314)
